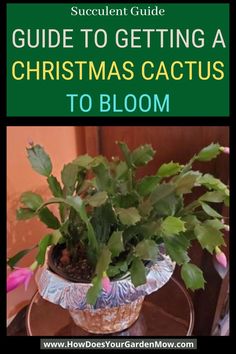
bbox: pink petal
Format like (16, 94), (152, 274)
(7, 276), (21, 292)
(216, 252), (227, 268)
(102, 276), (112, 293)
(7, 268), (33, 293)
(222, 147), (230, 154)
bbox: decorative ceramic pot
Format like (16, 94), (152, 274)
(35, 247), (175, 334)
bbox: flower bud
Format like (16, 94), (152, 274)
(215, 247), (227, 268)
(28, 139), (34, 147)
(102, 272), (112, 293)
(220, 146), (230, 154)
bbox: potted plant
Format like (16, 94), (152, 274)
(7, 141), (229, 334)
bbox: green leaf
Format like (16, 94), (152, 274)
(76, 170), (87, 192)
(130, 258), (146, 287)
(117, 141), (132, 168)
(59, 218), (69, 234)
(72, 154), (94, 169)
(138, 199), (153, 217)
(118, 170), (134, 194)
(161, 216), (186, 237)
(198, 174), (229, 195)
(131, 144), (155, 167)
(61, 163), (79, 189)
(108, 231), (124, 258)
(182, 215), (200, 231)
(107, 261), (128, 278)
(142, 221), (162, 238)
(65, 196), (98, 253)
(66, 195), (86, 218)
(20, 192), (43, 210)
(199, 191), (225, 203)
(224, 195), (230, 207)
(123, 224), (146, 244)
(7, 246), (37, 268)
(86, 191), (108, 207)
(64, 195), (84, 213)
(95, 247), (112, 277)
(27, 144), (52, 177)
(36, 234), (52, 265)
(77, 179), (94, 194)
(163, 235), (190, 265)
(183, 230), (197, 241)
(112, 193), (138, 208)
(116, 207), (141, 225)
(181, 263), (206, 290)
(175, 172), (200, 194)
(116, 161), (128, 180)
(90, 155), (108, 168)
(200, 202), (222, 218)
(47, 175), (63, 197)
(135, 239), (158, 261)
(157, 162), (181, 178)
(86, 276), (102, 305)
(196, 143), (221, 161)
(16, 208), (35, 220)
(149, 184), (175, 205)
(37, 195), (98, 253)
(194, 223), (225, 253)
(51, 230), (64, 244)
(93, 163), (114, 194)
(136, 176), (160, 196)
(204, 219), (225, 230)
(90, 203), (117, 244)
(38, 208), (60, 229)
(154, 194), (183, 217)
(59, 203), (66, 222)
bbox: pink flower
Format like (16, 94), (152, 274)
(215, 248), (227, 268)
(7, 268), (33, 293)
(102, 274), (112, 293)
(221, 146), (230, 154)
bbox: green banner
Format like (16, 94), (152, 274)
(7, 3), (229, 117)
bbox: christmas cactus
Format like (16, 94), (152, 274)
(7, 142), (229, 304)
